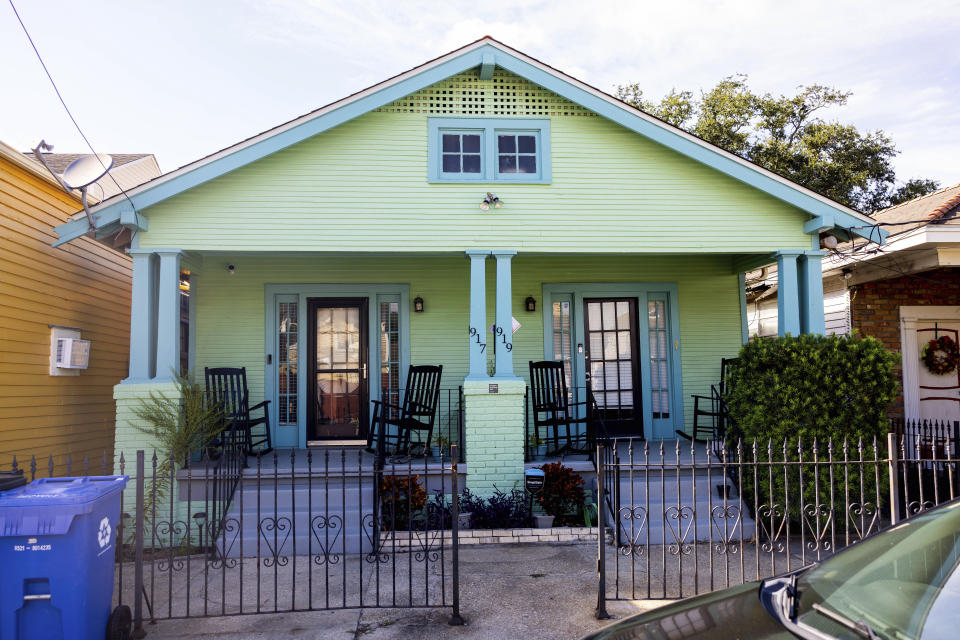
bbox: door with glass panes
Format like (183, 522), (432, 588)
(307, 298), (369, 441)
(550, 291), (677, 440)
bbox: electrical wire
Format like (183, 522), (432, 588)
(8, 0), (140, 221)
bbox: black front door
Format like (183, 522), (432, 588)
(307, 298), (369, 441)
(584, 298), (643, 437)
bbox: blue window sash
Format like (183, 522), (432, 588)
(428, 117), (552, 184)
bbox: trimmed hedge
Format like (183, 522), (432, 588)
(725, 334), (898, 526)
(726, 333), (898, 445)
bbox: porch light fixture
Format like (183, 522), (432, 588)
(480, 192), (502, 211)
(820, 233), (839, 250)
(413, 296), (424, 313)
(842, 268), (853, 281)
(525, 296), (536, 312)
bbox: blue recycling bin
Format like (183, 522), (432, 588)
(0, 476), (129, 640)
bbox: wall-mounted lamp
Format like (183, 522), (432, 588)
(842, 268), (853, 281)
(525, 296), (536, 312)
(820, 233), (839, 250)
(413, 296), (424, 313)
(480, 192), (502, 211)
(226, 263), (236, 275)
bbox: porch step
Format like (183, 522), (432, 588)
(218, 475), (378, 556)
(607, 468), (757, 544)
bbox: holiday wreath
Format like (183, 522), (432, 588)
(921, 335), (960, 376)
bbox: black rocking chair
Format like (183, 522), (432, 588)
(368, 365), (443, 460)
(680, 357), (738, 444)
(205, 367), (273, 457)
(529, 360), (596, 457)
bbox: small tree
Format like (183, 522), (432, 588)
(725, 334), (898, 530)
(131, 371), (226, 531)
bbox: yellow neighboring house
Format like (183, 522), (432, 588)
(0, 140), (159, 469)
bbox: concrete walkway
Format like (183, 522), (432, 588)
(136, 542), (665, 640)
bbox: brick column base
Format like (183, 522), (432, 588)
(462, 379), (526, 496)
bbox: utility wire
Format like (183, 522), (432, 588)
(8, 0), (140, 218)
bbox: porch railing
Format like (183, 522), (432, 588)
(378, 386), (463, 463)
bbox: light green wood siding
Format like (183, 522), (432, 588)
(138, 76), (808, 253)
(192, 254), (741, 433)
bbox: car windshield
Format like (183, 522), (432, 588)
(797, 500), (960, 640)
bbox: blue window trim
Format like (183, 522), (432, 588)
(540, 282), (684, 441)
(428, 117), (552, 184)
(264, 283), (410, 449)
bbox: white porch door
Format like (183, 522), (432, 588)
(901, 306), (960, 423)
(915, 322), (960, 422)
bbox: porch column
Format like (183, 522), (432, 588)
(155, 249), (183, 379)
(493, 250), (518, 379)
(799, 252), (826, 335)
(127, 251), (157, 380)
(466, 250), (490, 379)
(776, 251), (801, 336)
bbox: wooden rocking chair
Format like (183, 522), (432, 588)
(529, 360), (596, 457)
(205, 367), (273, 457)
(368, 365), (443, 460)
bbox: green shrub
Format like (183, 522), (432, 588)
(725, 334), (898, 529)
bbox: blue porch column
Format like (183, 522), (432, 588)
(799, 251), (826, 335)
(493, 250), (518, 379)
(776, 251), (801, 336)
(127, 251), (157, 380)
(155, 250), (183, 378)
(466, 250), (490, 379)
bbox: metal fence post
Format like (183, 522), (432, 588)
(448, 444), (465, 626)
(132, 450), (146, 639)
(887, 433), (901, 525)
(596, 444), (610, 620)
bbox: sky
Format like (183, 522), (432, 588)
(1, 0), (956, 187)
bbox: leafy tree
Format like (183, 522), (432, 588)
(616, 76), (939, 212)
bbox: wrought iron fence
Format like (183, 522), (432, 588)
(110, 446), (463, 630)
(4, 445), (464, 631)
(595, 421), (960, 614)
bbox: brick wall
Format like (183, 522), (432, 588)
(850, 268), (960, 417)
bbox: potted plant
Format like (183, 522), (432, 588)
(536, 462), (586, 526)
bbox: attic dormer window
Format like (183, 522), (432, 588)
(428, 117), (551, 184)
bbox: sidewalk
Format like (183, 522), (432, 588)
(139, 542), (665, 640)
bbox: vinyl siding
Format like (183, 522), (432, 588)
(0, 158), (131, 468)
(138, 79), (810, 253)
(192, 253), (741, 435)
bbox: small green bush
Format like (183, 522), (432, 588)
(725, 334), (898, 529)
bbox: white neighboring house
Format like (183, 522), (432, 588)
(745, 183), (960, 422)
(26, 152), (161, 200)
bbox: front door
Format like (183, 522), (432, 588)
(307, 298), (369, 441)
(916, 322), (960, 422)
(584, 298), (643, 436)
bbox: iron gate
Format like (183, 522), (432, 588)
(595, 420), (960, 615)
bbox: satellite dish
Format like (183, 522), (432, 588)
(62, 154), (113, 189)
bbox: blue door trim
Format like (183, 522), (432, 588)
(264, 283), (410, 448)
(540, 282), (683, 440)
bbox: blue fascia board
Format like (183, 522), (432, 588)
(488, 51), (886, 244)
(74, 42), (884, 245)
(54, 201), (147, 247)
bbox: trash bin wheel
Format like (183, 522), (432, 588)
(106, 604), (132, 640)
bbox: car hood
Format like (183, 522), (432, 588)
(586, 581), (797, 640)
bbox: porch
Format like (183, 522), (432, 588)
(114, 249), (827, 494)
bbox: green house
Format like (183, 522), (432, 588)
(55, 38), (883, 493)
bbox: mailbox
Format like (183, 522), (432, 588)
(525, 468), (545, 495)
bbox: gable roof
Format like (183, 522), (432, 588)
(54, 37), (885, 247)
(870, 183), (960, 237)
(25, 152), (151, 174)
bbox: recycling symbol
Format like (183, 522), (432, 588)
(97, 517), (112, 548)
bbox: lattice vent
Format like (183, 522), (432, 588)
(376, 69), (597, 118)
